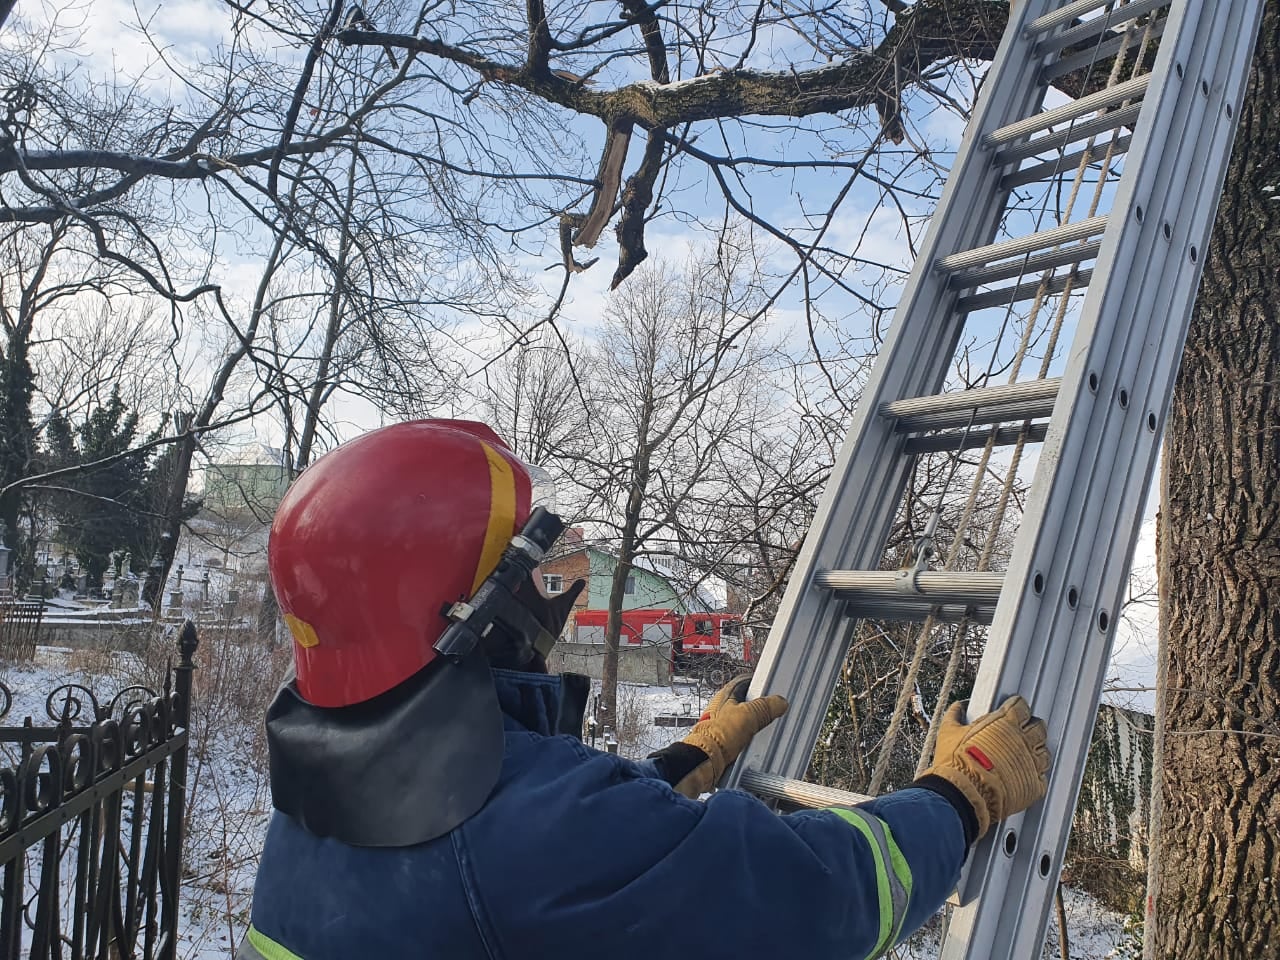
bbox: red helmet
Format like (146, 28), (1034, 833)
(268, 419), (532, 707)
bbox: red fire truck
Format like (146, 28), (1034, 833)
(571, 609), (751, 684)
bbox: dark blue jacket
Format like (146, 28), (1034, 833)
(242, 670), (969, 959)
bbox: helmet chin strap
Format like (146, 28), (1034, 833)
(437, 507), (585, 671)
(487, 576), (585, 668)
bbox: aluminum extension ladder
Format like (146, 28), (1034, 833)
(724, 1), (1263, 958)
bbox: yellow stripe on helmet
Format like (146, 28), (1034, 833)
(283, 613), (320, 649)
(472, 441), (518, 594)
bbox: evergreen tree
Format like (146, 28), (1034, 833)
(0, 333), (37, 579)
(46, 389), (165, 591)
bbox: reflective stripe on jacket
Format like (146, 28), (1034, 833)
(243, 669), (967, 959)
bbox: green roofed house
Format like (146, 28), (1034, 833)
(202, 455), (291, 524)
(586, 549), (686, 611)
(538, 540), (696, 619)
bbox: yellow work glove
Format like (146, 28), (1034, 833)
(921, 695), (1050, 839)
(663, 676), (788, 799)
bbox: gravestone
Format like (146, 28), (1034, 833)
(221, 588), (240, 621)
(115, 577), (140, 609)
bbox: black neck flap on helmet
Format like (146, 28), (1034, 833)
(266, 507), (586, 848)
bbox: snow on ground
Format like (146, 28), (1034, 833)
(602, 676), (716, 757)
(888, 887), (1133, 959)
(1, 652), (1132, 958)
(1044, 888), (1137, 959)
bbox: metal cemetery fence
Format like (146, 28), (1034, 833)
(0, 596), (45, 662)
(0, 622), (198, 960)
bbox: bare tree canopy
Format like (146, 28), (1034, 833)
(333, 0), (1018, 287)
(0, 0), (1021, 307)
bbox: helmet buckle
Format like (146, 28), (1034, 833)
(435, 507), (566, 664)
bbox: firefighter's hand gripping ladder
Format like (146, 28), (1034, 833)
(723, 1), (1264, 957)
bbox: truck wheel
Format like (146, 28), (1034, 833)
(707, 662), (731, 687)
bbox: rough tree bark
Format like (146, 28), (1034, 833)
(1147, 4), (1280, 954)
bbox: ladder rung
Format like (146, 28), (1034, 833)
(737, 768), (872, 809)
(957, 269), (1092, 311)
(883, 379), (1060, 423)
(817, 570), (1004, 606)
(904, 422), (1050, 456)
(1043, 15), (1168, 83)
(1036, 0), (1172, 58)
(937, 217), (1107, 274)
(1026, 0), (1123, 34)
(952, 240), (1103, 288)
(996, 103), (1143, 166)
(893, 400), (1057, 432)
(983, 75), (1149, 148)
(1003, 136), (1132, 191)
(843, 599), (996, 627)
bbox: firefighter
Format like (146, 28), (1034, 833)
(238, 419), (1050, 960)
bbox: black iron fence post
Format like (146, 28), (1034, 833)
(161, 620), (199, 960)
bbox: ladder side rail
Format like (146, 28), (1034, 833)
(727, 4), (1060, 785)
(940, 2), (1264, 958)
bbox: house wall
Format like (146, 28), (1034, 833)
(1070, 703), (1153, 870)
(202, 463), (290, 519)
(585, 551), (683, 611)
(547, 640), (671, 685)
(539, 550), (591, 603)
(537, 550), (591, 640)
(1063, 703), (1153, 912)
(539, 547), (687, 618)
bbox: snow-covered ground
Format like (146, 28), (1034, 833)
(0, 649), (1134, 958)
(887, 887), (1134, 960)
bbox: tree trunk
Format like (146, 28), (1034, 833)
(142, 414), (197, 611)
(600, 550), (631, 737)
(600, 478), (645, 734)
(1148, 6), (1280, 955)
(141, 205), (295, 614)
